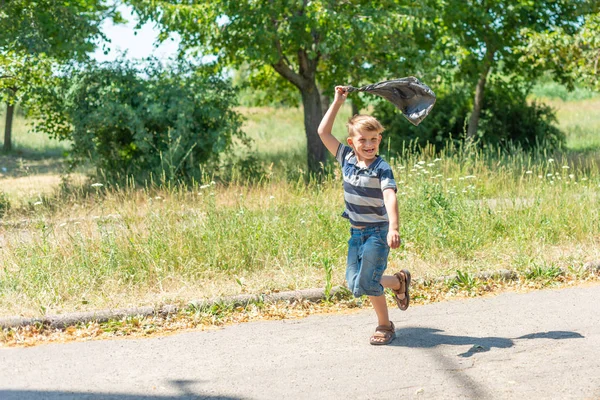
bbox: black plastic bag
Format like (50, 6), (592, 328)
(344, 76), (436, 126)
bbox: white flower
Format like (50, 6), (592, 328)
(427, 163), (435, 167)
(446, 178), (453, 181)
(91, 183), (103, 188)
(464, 175), (476, 179)
(562, 165), (569, 169)
(525, 171), (533, 174)
(548, 158), (554, 163)
(418, 160), (426, 165)
(34, 201), (43, 206)
(269, 196), (275, 200)
(210, 181), (216, 185)
(547, 174), (553, 177)
(200, 184), (210, 189)
(434, 158), (441, 162)
(569, 174), (575, 179)
(154, 196), (162, 200)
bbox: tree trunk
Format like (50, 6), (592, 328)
(301, 84), (326, 172)
(351, 101), (359, 116)
(467, 49), (495, 139)
(3, 101), (14, 152)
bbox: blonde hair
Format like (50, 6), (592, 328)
(346, 114), (385, 137)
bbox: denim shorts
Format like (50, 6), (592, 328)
(346, 225), (390, 297)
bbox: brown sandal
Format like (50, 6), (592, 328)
(393, 270), (411, 311)
(370, 321), (396, 345)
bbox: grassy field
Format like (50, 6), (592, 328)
(0, 97), (599, 317)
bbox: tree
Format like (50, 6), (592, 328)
(520, 10), (600, 91)
(0, 0), (120, 59)
(425, 0), (585, 139)
(0, 0), (121, 151)
(0, 52), (55, 151)
(128, 0), (424, 171)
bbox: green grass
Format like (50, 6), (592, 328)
(1, 99), (600, 317)
(0, 113), (71, 157)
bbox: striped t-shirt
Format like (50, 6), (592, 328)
(335, 144), (397, 227)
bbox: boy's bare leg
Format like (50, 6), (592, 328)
(381, 275), (405, 299)
(370, 275), (406, 327)
(369, 295), (391, 327)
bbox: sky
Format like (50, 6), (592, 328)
(92, 4), (180, 62)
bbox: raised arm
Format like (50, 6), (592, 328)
(317, 86), (347, 157)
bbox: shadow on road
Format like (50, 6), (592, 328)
(0, 380), (246, 400)
(391, 327), (584, 357)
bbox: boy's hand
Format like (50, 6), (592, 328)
(334, 86), (348, 104)
(387, 229), (401, 249)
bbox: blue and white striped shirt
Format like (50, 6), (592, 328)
(335, 144), (397, 227)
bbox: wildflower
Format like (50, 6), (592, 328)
(569, 174), (575, 179)
(269, 196), (275, 200)
(562, 165), (569, 169)
(418, 161), (426, 165)
(427, 163), (435, 167)
(525, 171), (533, 174)
(548, 158), (554, 163)
(434, 158), (441, 162)
(200, 184), (210, 189)
(91, 183), (103, 188)
(464, 175), (476, 179)
(547, 174), (553, 177)
(446, 178), (452, 181)
(155, 196), (162, 200)
(34, 201), (43, 206)
(538, 175), (543, 179)
(300, 219), (306, 224)
(399, 166), (406, 170)
(210, 181), (216, 185)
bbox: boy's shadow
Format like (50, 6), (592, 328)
(390, 327), (584, 357)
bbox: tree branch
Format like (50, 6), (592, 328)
(272, 59), (307, 90)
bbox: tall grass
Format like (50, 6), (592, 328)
(1, 100), (599, 317)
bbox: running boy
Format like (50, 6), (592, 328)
(317, 86), (411, 345)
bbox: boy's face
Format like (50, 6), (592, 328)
(347, 129), (382, 161)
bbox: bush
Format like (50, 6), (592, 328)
(49, 59), (245, 183)
(374, 77), (565, 153)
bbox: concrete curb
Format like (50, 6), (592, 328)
(1, 262), (599, 330)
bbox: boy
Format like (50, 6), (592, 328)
(317, 86), (411, 345)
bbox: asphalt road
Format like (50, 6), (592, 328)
(1, 283), (600, 400)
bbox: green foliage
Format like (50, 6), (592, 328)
(525, 264), (564, 280)
(449, 270), (479, 291)
(0, 0), (122, 59)
(374, 77), (565, 152)
(521, 11), (600, 91)
(40, 60), (245, 183)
